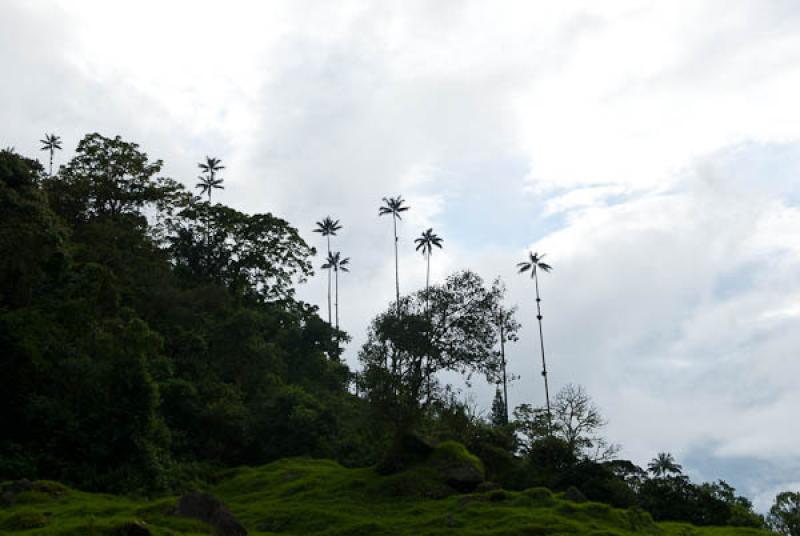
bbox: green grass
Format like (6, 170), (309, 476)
(0, 458), (774, 536)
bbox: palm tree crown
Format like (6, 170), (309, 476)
(414, 228), (443, 256)
(40, 133), (62, 176)
(40, 133), (62, 153)
(322, 251), (350, 273)
(517, 252), (552, 277)
(647, 453), (683, 477)
(198, 156), (225, 178)
(379, 196), (410, 219)
(314, 216), (343, 238)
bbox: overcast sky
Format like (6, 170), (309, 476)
(2, 0), (799, 509)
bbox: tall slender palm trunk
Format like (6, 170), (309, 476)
(393, 216), (400, 311)
(533, 268), (552, 431)
(327, 235), (332, 324)
(500, 322), (509, 424)
(206, 189), (212, 249)
(335, 268), (340, 330)
(424, 250), (431, 401)
(49, 150), (54, 177)
(425, 251), (431, 312)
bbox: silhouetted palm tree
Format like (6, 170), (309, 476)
(314, 217), (343, 325)
(517, 251), (553, 430)
(40, 133), (62, 176)
(196, 156), (225, 203)
(493, 306), (519, 425)
(379, 196), (409, 311)
(322, 251), (350, 330)
(414, 228), (443, 311)
(648, 453), (683, 477)
(195, 157), (225, 245)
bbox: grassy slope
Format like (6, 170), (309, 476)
(0, 458), (772, 536)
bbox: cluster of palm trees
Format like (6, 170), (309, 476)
(37, 134), (556, 419)
(314, 216), (349, 331)
(313, 195), (556, 425)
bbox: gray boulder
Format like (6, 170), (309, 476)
(175, 492), (247, 536)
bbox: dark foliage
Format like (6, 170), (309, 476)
(0, 139), (358, 493)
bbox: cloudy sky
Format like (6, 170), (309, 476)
(2, 0), (799, 509)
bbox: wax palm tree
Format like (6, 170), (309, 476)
(647, 453), (683, 477)
(517, 251), (554, 430)
(379, 196), (409, 311)
(40, 133), (62, 176)
(196, 156), (225, 203)
(321, 251), (350, 330)
(195, 157), (225, 245)
(314, 217), (343, 325)
(414, 228), (443, 311)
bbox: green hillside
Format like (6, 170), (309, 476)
(0, 457), (772, 536)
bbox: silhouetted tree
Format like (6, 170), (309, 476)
(491, 386), (507, 427)
(196, 156), (225, 244)
(360, 270), (501, 434)
(40, 133), (62, 176)
(379, 196), (409, 311)
(648, 452), (683, 477)
(490, 278), (520, 424)
(517, 251), (553, 429)
(314, 216), (342, 325)
(321, 251), (350, 330)
(414, 227), (443, 312)
(47, 133), (182, 223)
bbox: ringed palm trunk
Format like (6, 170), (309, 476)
(335, 267), (340, 330)
(49, 149), (54, 177)
(393, 215), (400, 312)
(327, 235), (332, 325)
(425, 250), (430, 313)
(533, 267), (552, 431)
(500, 322), (509, 424)
(424, 250), (431, 402)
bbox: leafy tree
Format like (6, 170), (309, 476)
(0, 150), (65, 306)
(517, 251), (553, 428)
(491, 387), (507, 427)
(313, 216), (342, 324)
(769, 491), (800, 536)
(648, 452), (683, 477)
(359, 270), (501, 434)
(514, 384), (617, 461)
(168, 204), (315, 302)
(40, 133), (62, 176)
(0, 138), (355, 493)
(45, 133), (184, 224)
(379, 196), (409, 310)
(321, 251), (350, 330)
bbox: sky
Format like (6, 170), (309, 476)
(2, 0), (800, 510)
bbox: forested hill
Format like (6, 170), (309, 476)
(0, 135), (366, 493)
(0, 136), (794, 535)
